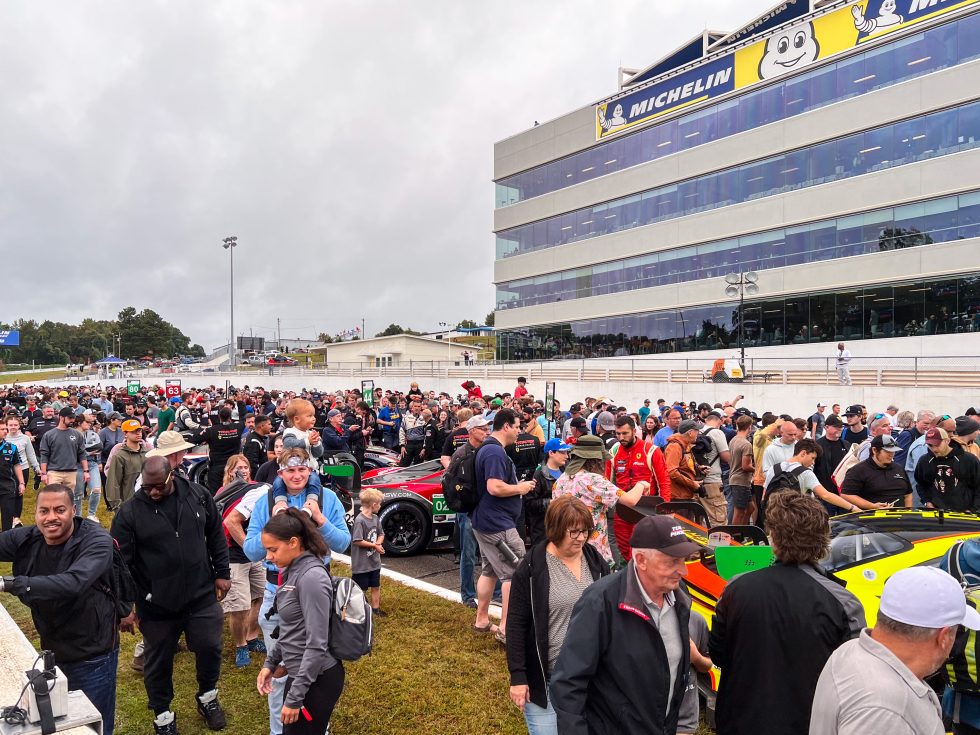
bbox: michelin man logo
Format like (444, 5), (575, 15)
(758, 21), (820, 80)
(597, 103), (627, 134)
(852, 0), (904, 34)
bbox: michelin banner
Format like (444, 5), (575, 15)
(597, 0), (980, 140)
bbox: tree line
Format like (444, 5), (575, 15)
(316, 313), (495, 342)
(1, 308), (204, 365)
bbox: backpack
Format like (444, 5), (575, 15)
(944, 541), (980, 693)
(100, 537), (138, 620)
(215, 480), (265, 547)
(832, 442), (863, 488)
(765, 463), (808, 498)
(330, 575), (374, 661)
(442, 442), (484, 513)
(693, 429), (716, 467)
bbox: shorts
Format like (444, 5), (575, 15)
(352, 569), (381, 591)
(472, 527), (525, 582)
(729, 485), (753, 510)
(222, 562), (266, 613)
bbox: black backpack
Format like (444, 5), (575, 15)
(100, 537), (137, 619)
(693, 429), (716, 467)
(766, 463), (808, 497)
(442, 442), (484, 513)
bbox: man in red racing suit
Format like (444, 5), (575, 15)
(611, 415), (670, 561)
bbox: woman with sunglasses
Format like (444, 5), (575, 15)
(506, 495), (610, 735)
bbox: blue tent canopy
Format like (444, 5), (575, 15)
(94, 355), (126, 364)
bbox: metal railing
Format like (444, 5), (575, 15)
(127, 356), (980, 388)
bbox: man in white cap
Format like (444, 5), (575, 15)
(810, 566), (980, 735)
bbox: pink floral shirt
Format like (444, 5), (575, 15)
(553, 471), (623, 564)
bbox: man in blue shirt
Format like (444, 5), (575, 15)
(376, 396), (401, 451)
(243, 448), (351, 735)
(638, 399), (652, 427)
(654, 409), (682, 449)
(471, 408), (535, 643)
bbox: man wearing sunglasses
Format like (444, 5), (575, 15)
(111, 456), (231, 735)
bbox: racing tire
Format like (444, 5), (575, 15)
(379, 500), (431, 557)
(189, 460), (210, 486)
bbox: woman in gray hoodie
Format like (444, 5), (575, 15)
(257, 509), (343, 735)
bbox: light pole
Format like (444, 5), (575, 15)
(113, 333), (121, 358)
(439, 322), (452, 364)
(725, 271), (759, 372)
(222, 236), (238, 368)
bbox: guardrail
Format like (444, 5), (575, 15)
(137, 356), (980, 388)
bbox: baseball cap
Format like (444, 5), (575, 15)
(121, 419), (142, 433)
(543, 438), (571, 454)
(466, 415), (490, 431)
(597, 411), (616, 431)
(643, 398), (651, 404)
(678, 419), (699, 434)
(705, 410), (724, 421)
(629, 515), (701, 558)
(956, 416), (980, 436)
(824, 415), (844, 428)
(491, 398), (504, 408)
(327, 409), (342, 418)
(58, 391), (69, 398)
(816, 402), (827, 408)
(843, 405), (863, 417)
(169, 397), (181, 404)
(58, 406), (74, 418)
(869, 434), (900, 452)
(107, 412), (123, 422)
(569, 416), (588, 430)
(925, 427), (949, 447)
(879, 567), (980, 630)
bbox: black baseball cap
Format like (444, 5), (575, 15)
(58, 407), (74, 418)
(825, 414), (844, 428)
(569, 416), (588, 430)
(870, 434), (901, 452)
(843, 405), (863, 417)
(630, 516), (701, 558)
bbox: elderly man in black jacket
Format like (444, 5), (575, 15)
(0, 483), (124, 735)
(550, 514), (699, 734)
(111, 456), (231, 735)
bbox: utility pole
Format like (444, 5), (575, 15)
(362, 318), (365, 339)
(277, 318), (282, 352)
(725, 271), (759, 373)
(222, 236), (238, 368)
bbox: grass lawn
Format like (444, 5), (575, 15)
(0, 369), (71, 384)
(0, 478), (527, 735)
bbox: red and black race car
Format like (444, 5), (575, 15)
(356, 459), (456, 556)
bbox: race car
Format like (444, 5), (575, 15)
(358, 459), (456, 557)
(626, 502), (980, 727)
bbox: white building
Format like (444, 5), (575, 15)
(311, 334), (472, 367)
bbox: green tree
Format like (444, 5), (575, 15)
(484, 311), (495, 327)
(317, 332), (334, 344)
(456, 319), (478, 330)
(375, 324), (406, 337)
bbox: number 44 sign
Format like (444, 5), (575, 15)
(165, 379), (181, 398)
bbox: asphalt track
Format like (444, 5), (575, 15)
(382, 548), (465, 595)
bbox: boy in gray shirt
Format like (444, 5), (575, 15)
(351, 488), (386, 616)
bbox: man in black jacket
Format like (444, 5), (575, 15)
(709, 491), (864, 734)
(550, 515), (699, 734)
(815, 415), (849, 515)
(0, 484), (123, 735)
(915, 427), (980, 511)
(111, 456), (232, 735)
(524, 438), (568, 544)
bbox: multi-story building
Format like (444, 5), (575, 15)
(492, 0), (980, 361)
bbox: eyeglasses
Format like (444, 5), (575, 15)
(567, 528), (589, 539)
(143, 472), (173, 493)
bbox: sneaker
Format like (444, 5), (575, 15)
(464, 599), (477, 609)
(11, 520), (23, 529)
(132, 653), (145, 672)
(234, 646), (250, 669)
(153, 711), (178, 735)
(87, 515), (98, 522)
(246, 638), (266, 654)
(196, 690), (226, 731)
(372, 608), (388, 618)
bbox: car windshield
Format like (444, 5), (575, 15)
(819, 520), (911, 573)
(362, 460), (443, 486)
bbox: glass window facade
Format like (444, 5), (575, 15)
(496, 275), (980, 361)
(495, 12), (980, 208)
(496, 99), (980, 259)
(495, 190), (980, 310)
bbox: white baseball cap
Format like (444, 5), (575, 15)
(879, 567), (980, 630)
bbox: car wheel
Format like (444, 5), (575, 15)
(379, 501), (431, 557)
(189, 460), (209, 486)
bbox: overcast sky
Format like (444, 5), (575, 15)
(3, 0), (777, 352)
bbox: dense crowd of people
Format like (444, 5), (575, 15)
(1, 377), (980, 734)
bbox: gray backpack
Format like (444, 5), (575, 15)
(329, 576), (373, 661)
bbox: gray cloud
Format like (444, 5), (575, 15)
(1, 0), (776, 350)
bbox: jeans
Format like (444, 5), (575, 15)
(75, 467), (103, 516)
(524, 693), (558, 735)
(457, 513), (477, 605)
(60, 648), (118, 735)
(723, 485), (734, 524)
(139, 601), (223, 715)
(259, 585), (287, 735)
